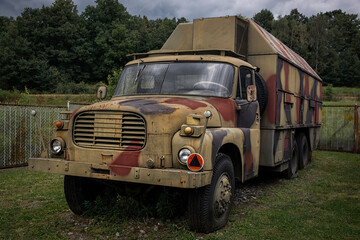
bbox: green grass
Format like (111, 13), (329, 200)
(323, 101), (358, 105)
(222, 151), (360, 240)
(325, 86), (360, 94)
(323, 86), (360, 103)
(0, 91), (97, 106)
(27, 94), (97, 106)
(1, 151), (360, 239)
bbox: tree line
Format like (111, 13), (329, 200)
(0, 0), (186, 93)
(0, 0), (359, 93)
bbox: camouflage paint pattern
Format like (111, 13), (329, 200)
(29, 15), (321, 187)
(247, 19), (322, 167)
(29, 92), (260, 186)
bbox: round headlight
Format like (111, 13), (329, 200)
(178, 148), (192, 165)
(51, 138), (64, 154)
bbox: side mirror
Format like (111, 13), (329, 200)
(247, 85), (257, 102)
(97, 86), (107, 100)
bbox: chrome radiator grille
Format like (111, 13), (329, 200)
(73, 111), (146, 150)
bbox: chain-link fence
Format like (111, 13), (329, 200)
(0, 103), (89, 169)
(0, 104), (67, 168)
(319, 105), (359, 153)
(1, 103), (358, 169)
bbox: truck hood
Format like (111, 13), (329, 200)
(72, 96), (237, 134)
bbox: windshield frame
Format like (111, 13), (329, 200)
(112, 61), (236, 99)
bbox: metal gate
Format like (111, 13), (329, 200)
(319, 105), (359, 153)
(0, 104), (66, 168)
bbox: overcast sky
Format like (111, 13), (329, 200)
(0, 0), (359, 20)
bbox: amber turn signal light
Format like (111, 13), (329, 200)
(55, 121), (63, 129)
(184, 127), (193, 135)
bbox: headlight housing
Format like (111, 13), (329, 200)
(50, 137), (65, 154)
(178, 148), (192, 165)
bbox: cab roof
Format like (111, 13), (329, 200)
(126, 53), (254, 69)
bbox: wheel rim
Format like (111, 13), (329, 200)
(213, 173), (232, 218)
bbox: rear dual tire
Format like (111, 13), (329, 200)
(284, 140), (299, 179)
(297, 133), (310, 169)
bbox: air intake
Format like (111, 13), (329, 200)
(73, 111), (146, 150)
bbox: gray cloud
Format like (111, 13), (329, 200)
(0, 0), (51, 17)
(120, 0), (360, 20)
(0, 0), (359, 20)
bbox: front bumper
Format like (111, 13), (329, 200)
(28, 158), (212, 188)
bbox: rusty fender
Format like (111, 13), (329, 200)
(172, 128), (249, 177)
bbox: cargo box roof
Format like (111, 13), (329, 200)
(130, 16), (321, 81)
(248, 19), (321, 80)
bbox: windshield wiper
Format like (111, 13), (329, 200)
(134, 61), (145, 83)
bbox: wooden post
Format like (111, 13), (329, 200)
(354, 104), (358, 153)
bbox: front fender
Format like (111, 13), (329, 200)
(172, 128), (245, 172)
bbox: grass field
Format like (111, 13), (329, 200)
(323, 86), (360, 103)
(1, 151), (359, 240)
(0, 85), (358, 107)
(27, 94), (97, 106)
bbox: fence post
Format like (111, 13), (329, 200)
(354, 104), (358, 153)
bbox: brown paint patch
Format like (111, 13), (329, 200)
(266, 74), (277, 124)
(296, 96), (301, 124)
(244, 152), (253, 175)
(319, 84), (322, 99)
(164, 98), (207, 110)
(305, 74), (309, 97)
(206, 98), (236, 125)
(284, 62), (290, 92)
(109, 144), (141, 176)
(70, 108), (80, 119)
(284, 131), (290, 150)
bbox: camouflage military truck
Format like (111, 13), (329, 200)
(29, 16), (322, 233)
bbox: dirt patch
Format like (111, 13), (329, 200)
(234, 173), (282, 207)
(56, 212), (95, 240)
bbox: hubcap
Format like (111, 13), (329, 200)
(214, 173), (232, 218)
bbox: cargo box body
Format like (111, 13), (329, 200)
(160, 16), (322, 168)
(247, 20), (322, 167)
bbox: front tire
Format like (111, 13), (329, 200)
(188, 153), (235, 233)
(64, 175), (102, 215)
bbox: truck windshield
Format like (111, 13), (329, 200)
(113, 62), (234, 98)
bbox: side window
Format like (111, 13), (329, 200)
(239, 68), (253, 100)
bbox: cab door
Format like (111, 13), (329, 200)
(235, 67), (260, 181)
